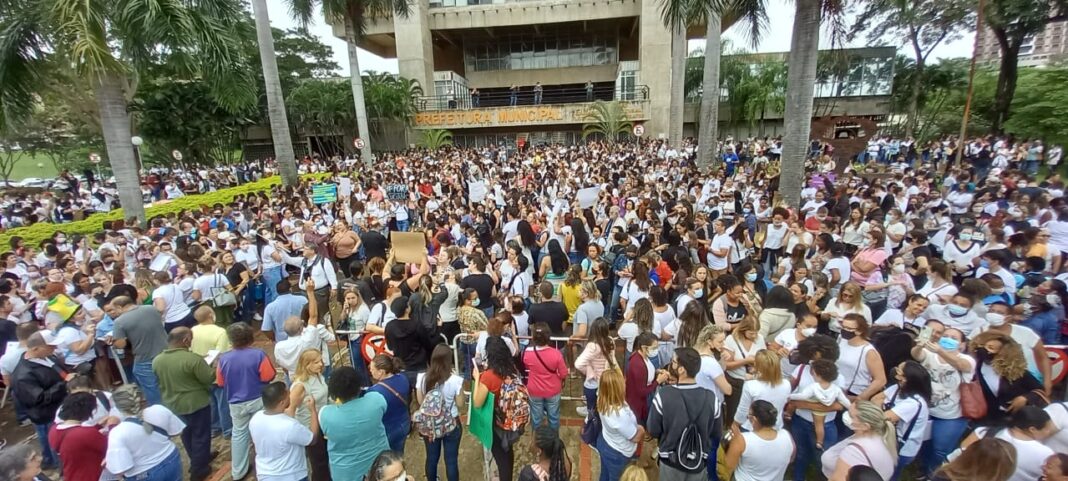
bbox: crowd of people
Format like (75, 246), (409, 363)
(0, 136), (1067, 481)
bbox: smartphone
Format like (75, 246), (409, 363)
(917, 326), (934, 345)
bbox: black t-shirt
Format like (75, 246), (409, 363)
(0, 319), (15, 356)
(529, 301), (569, 336)
(460, 273), (495, 307)
(361, 231), (389, 261)
(226, 263), (248, 287)
(595, 278), (613, 312)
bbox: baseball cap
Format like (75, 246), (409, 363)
(26, 331), (63, 348)
(46, 294), (81, 322)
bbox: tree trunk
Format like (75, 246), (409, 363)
(779, 0), (821, 209)
(94, 74), (145, 225)
(346, 18), (374, 168)
(697, 14), (722, 170)
(669, 27), (686, 146)
(906, 59), (923, 138)
(251, 0), (298, 186)
(992, 43), (1020, 134)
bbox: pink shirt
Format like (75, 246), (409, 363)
(522, 346), (569, 398)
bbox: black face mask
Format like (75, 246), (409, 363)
(840, 330), (858, 341)
(788, 350), (805, 365)
(974, 347), (992, 364)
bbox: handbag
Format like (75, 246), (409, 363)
(212, 272), (238, 307)
(959, 370), (987, 420)
(580, 410), (601, 446)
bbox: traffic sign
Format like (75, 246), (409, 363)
(88, 153), (101, 164)
(632, 124), (645, 137)
(171, 150), (183, 161)
(353, 138), (366, 149)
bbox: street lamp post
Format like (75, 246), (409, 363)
(131, 136), (144, 173)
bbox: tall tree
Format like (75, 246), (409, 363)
(251, 0), (299, 186)
(779, 0), (823, 209)
(0, 0), (255, 224)
(287, 0), (412, 167)
(851, 0), (973, 137)
(983, 0), (1068, 133)
(661, 0), (768, 169)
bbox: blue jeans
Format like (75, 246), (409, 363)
(425, 425), (462, 481)
(706, 416), (721, 481)
(530, 394), (561, 431)
(568, 252), (583, 266)
(461, 342), (477, 380)
(921, 417), (968, 476)
(396, 220), (410, 232)
(348, 335), (371, 387)
(128, 448), (181, 481)
(791, 415), (838, 481)
(263, 265), (283, 306)
(35, 422), (57, 467)
(133, 361), (162, 406)
(210, 386), (232, 437)
(609, 283), (623, 321)
(597, 433), (632, 481)
(386, 418), (410, 454)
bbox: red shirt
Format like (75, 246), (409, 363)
(49, 424), (107, 481)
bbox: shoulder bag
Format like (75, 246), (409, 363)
(959, 369), (987, 420)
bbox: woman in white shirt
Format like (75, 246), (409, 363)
(821, 282), (872, 333)
(876, 360), (931, 480)
(955, 407), (1057, 481)
(151, 271), (194, 332)
(725, 399), (795, 481)
(595, 368), (646, 481)
(836, 314), (887, 401)
(732, 350), (791, 432)
(722, 320), (767, 426)
(105, 385), (186, 481)
(761, 212), (790, 273)
(416, 345), (465, 481)
(841, 208), (871, 249)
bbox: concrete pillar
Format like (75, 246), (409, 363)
(669, 27), (686, 145)
(394, 0), (435, 95)
(639, 0), (675, 139)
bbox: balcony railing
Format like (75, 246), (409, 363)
(416, 85), (649, 111)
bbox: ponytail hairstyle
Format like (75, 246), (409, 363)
(113, 384), (153, 435)
(534, 426), (569, 481)
(371, 353), (405, 375)
(853, 400), (898, 461)
(749, 399), (779, 430)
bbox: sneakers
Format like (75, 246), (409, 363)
(576, 406), (588, 417)
(254, 313), (263, 321)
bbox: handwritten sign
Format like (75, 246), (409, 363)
(385, 184), (408, 201)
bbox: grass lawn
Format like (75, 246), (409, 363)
(2, 153), (60, 181)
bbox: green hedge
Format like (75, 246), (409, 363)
(1, 173), (332, 248)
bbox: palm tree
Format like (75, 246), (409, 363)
(287, 0), (412, 167)
(0, 0), (255, 224)
(661, 0), (768, 169)
(582, 101), (634, 143)
(779, 0), (822, 208)
(741, 61), (787, 135)
(418, 129), (453, 150)
(252, 0), (299, 186)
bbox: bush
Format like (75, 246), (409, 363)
(0, 173), (332, 248)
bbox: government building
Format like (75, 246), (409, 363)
(328, 0), (894, 149)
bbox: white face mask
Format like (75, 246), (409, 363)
(892, 264), (906, 274)
(1047, 293), (1062, 307)
(985, 312), (1007, 327)
(801, 327), (817, 337)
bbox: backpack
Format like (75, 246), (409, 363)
(603, 244), (625, 267)
(667, 389), (707, 473)
(412, 387), (457, 441)
(495, 375), (530, 431)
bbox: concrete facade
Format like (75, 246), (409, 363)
(977, 19), (1068, 67)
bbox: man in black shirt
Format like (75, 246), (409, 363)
(527, 282), (568, 336)
(459, 256), (496, 318)
(360, 217), (390, 260)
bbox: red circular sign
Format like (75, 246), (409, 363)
(360, 334), (392, 362)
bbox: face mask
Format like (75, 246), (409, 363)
(801, 327), (817, 337)
(892, 264), (906, 274)
(985, 313), (1007, 327)
(938, 337), (961, 351)
(1047, 293), (1062, 307)
(471, 298), (480, 307)
(743, 208), (752, 214)
(947, 304), (969, 317)
(694, 288), (704, 298)
(745, 272), (758, 282)
(841, 410), (856, 431)
(1020, 304), (1033, 317)
(990, 287), (1006, 295)
(975, 347), (992, 364)
(28, 271), (41, 279)
(840, 330), (857, 341)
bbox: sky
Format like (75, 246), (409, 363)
(264, 0), (976, 77)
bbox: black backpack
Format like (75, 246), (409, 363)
(667, 389), (706, 473)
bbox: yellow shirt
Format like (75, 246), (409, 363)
(560, 282), (582, 321)
(190, 324), (231, 356)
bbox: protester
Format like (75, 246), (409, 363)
(523, 322), (568, 431)
(473, 337), (526, 481)
(250, 381), (317, 481)
(821, 401), (897, 481)
(368, 353), (412, 453)
(216, 322), (276, 480)
(151, 327), (215, 481)
(286, 349), (331, 481)
(108, 296), (168, 406)
(724, 399), (794, 481)
(597, 368), (644, 481)
(416, 344), (465, 481)
(648, 347), (719, 481)
(931, 437), (1017, 481)
(48, 393), (107, 481)
(12, 331), (66, 469)
(319, 366), (390, 481)
(518, 426), (572, 481)
(956, 406), (1057, 481)
(105, 385), (186, 481)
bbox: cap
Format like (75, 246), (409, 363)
(26, 331), (63, 348)
(46, 294), (81, 322)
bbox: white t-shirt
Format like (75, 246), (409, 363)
(416, 373), (465, 418)
(274, 325), (334, 373)
(873, 309), (925, 331)
(621, 281), (650, 315)
(734, 379), (791, 430)
(823, 257), (852, 287)
(978, 325), (1041, 380)
(1043, 402), (1068, 453)
(600, 405), (639, 457)
(883, 385), (929, 457)
(152, 283), (191, 325)
(249, 411), (314, 481)
(974, 427), (1054, 481)
(917, 347), (975, 419)
(695, 355), (726, 411)
(617, 319), (662, 353)
(54, 390), (122, 425)
(735, 430), (794, 481)
(192, 273), (230, 301)
(53, 325), (96, 365)
(723, 335), (766, 380)
(773, 329), (804, 379)
(105, 405), (186, 477)
(708, 233), (732, 270)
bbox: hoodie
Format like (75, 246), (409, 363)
(759, 307), (797, 340)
